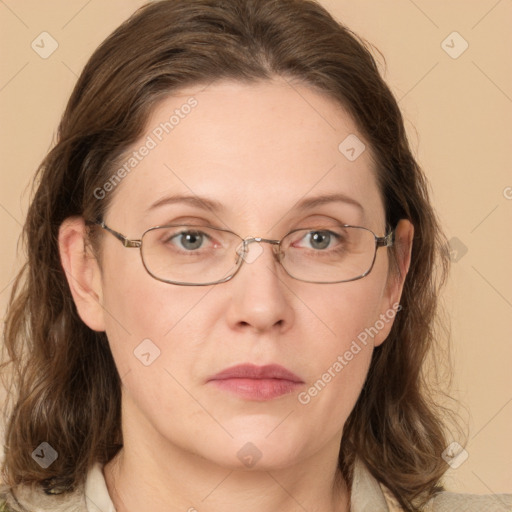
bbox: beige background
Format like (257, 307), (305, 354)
(1, 0), (511, 495)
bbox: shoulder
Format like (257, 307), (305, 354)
(0, 462), (112, 512)
(381, 483), (512, 512)
(352, 456), (512, 512)
(0, 482), (87, 512)
(426, 490), (512, 511)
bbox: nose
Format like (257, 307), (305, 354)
(225, 238), (293, 333)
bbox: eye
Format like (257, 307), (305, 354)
(293, 229), (342, 251)
(172, 230), (208, 251)
(159, 228), (215, 252)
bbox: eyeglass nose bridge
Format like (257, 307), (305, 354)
(237, 236), (285, 265)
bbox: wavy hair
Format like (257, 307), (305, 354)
(1, 0), (463, 509)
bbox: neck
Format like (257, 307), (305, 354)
(103, 398), (350, 512)
(105, 452), (349, 512)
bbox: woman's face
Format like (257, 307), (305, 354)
(78, 79), (409, 471)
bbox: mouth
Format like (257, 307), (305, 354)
(207, 363), (304, 401)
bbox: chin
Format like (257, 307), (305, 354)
(201, 431), (308, 471)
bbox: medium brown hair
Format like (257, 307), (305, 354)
(1, 0), (462, 509)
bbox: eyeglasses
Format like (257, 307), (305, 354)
(88, 220), (394, 286)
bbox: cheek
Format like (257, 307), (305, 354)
(99, 270), (209, 433)
(305, 274), (386, 348)
(297, 341), (372, 421)
(292, 278), (386, 428)
(295, 318), (375, 446)
(99, 253), (203, 376)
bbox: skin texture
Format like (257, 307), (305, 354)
(59, 78), (413, 512)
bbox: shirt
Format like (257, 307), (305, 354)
(1, 456), (511, 511)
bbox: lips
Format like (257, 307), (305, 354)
(207, 363), (304, 400)
(209, 363), (303, 382)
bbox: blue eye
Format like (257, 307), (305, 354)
(294, 230), (342, 251)
(167, 230), (210, 251)
(306, 231), (336, 250)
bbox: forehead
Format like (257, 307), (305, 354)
(106, 78), (385, 232)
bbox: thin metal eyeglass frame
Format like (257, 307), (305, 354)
(87, 220), (395, 286)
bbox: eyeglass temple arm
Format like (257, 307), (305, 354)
(376, 230), (394, 248)
(87, 220), (141, 248)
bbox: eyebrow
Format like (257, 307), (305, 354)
(146, 192), (364, 214)
(146, 194), (227, 214)
(294, 192), (364, 213)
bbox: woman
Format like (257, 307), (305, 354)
(0, 0), (510, 511)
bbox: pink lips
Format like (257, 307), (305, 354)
(207, 363), (304, 401)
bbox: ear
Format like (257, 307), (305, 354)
(58, 216), (106, 332)
(373, 219), (414, 346)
